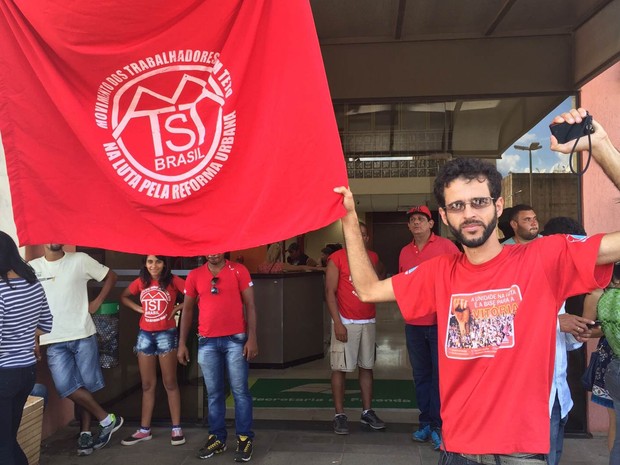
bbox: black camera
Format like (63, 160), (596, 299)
(549, 112), (595, 144)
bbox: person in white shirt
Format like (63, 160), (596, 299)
(30, 244), (122, 456)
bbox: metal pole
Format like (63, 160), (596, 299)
(529, 148), (533, 206)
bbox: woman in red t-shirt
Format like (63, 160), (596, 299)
(120, 255), (185, 447)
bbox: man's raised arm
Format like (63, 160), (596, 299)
(551, 108), (620, 265)
(333, 186), (395, 303)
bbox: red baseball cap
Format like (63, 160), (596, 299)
(407, 205), (432, 220)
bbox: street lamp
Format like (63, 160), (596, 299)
(513, 142), (542, 206)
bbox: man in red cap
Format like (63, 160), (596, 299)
(399, 206), (459, 450)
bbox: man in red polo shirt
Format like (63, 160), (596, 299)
(326, 222), (386, 435)
(399, 206), (459, 450)
(178, 254), (258, 462)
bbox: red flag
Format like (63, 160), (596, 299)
(0, 0), (346, 255)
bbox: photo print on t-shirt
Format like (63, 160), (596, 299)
(445, 285), (521, 359)
(140, 286), (171, 323)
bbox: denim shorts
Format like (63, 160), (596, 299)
(46, 334), (104, 398)
(135, 328), (178, 356)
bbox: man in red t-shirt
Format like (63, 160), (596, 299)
(334, 109), (620, 463)
(399, 205), (459, 449)
(178, 254), (258, 462)
(326, 222), (386, 435)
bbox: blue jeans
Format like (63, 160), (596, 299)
(197, 334), (253, 442)
(547, 394), (567, 465)
(0, 364), (36, 465)
(46, 334), (104, 398)
(405, 324), (441, 429)
(605, 358), (620, 465)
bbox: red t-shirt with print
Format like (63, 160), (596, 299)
(128, 275), (185, 331)
(184, 261), (253, 337)
(392, 234), (611, 455)
(329, 248), (379, 320)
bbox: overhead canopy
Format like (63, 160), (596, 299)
(311, 0), (620, 157)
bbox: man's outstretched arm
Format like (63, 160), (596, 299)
(333, 186), (395, 303)
(551, 107), (620, 265)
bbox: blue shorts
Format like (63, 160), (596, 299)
(135, 328), (178, 356)
(46, 334), (104, 398)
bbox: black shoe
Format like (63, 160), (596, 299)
(234, 435), (253, 462)
(198, 434), (227, 459)
(333, 414), (349, 435)
(77, 432), (94, 456)
(360, 409), (386, 430)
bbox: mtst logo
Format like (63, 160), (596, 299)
(96, 57), (236, 200)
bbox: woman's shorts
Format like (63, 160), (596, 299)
(135, 328), (178, 356)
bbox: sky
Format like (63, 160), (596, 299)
(496, 97), (575, 177)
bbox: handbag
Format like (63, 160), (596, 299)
(581, 349), (600, 391)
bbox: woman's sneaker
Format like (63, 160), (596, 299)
(171, 429), (186, 446)
(77, 432), (94, 456)
(198, 434), (227, 459)
(121, 429), (153, 446)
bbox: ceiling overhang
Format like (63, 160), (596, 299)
(311, 0), (620, 158)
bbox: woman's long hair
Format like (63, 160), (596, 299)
(266, 243), (282, 264)
(139, 255), (173, 289)
(0, 231), (37, 285)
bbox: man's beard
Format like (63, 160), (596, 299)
(518, 226), (539, 241)
(48, 244), (63, 252)
(447, 210), (498, 248)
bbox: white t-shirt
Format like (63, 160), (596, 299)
(30, 252), (110, 345)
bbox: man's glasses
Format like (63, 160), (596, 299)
(444, 197), (495, 213)
(211, 277), (219, 295)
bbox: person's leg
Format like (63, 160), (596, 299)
(611, 401), (620, 465)
(197, 336), (227, 442)
(74, 335), (122, 450)
(358, 367), (373, 410)
(80, 408), (93, 434)
(0, 365), (35, 465)
(604, 359), (620, 464)
(330, 322), (357, 414)
(547, 394), (562, 465)
(154, 328), (181, 428)
(609, 407), (617, 452)
(160, 350), (181, 426)
(358, 323), (385, 430)
(405, 324), (432, 427)
(225, 333), (254, 439)
(47, 340), (107, 422)
(355, 323), (373, 410)
(67, 388), (107, 422)
(138, 353), (158, 428)
(406, 324), (431, 441)
(427, 325), (441, 430)
(331, 370), (346, 414)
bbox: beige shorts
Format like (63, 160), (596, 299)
(330, 322), (376, 372)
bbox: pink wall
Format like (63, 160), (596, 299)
(581, 62), (620, 433)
